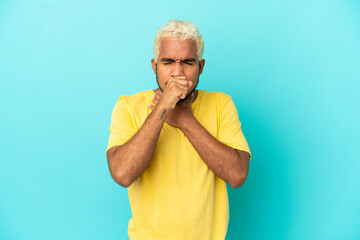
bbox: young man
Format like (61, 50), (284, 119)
(106, 19), (251, 240)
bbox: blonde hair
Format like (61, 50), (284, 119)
(153, 19), (204, 62)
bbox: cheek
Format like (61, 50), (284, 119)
(186, 68), (200, 80)
(156, 69), (170, 87)
(157, 66), (170, 76)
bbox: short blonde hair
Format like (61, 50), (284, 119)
(153, 19), (204, 62)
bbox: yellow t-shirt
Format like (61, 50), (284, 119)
(106, 89), (251, 240)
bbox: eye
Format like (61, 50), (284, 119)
(163, 61), (173, 65)
(182, 60), (195, 66)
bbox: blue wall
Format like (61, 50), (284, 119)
(1, 0), (359, 239)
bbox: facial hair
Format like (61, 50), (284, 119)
(155, 64), (200, 103)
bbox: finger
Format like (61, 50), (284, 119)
(166, 78), (189, 88)
(176, 87), (189, 99)
(149, 104), (155, 111)
(152, 97), (159, 105)
(151, 95), (159, 103)
(154, 93), (161, 100)
(172, 76), (185, 80)
(153, 90), (162, 102)
(178, 91), (188, 99)
(165, 82), (188, 96)
(171, 79), (188, 86)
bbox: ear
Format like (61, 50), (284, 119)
(151, 58), (157, 74)
(199, 59), (205, 75)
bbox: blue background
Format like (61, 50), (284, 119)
(1, 0), (359, 239)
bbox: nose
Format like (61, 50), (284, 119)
(171, 61), (184, 77)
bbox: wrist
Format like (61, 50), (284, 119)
(153, 103), (169, 120)
(156, 101), (172, 112)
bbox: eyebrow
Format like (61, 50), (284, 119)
(160, 58), (197, 62)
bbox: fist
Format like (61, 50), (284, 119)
(149, 89), (196, 129)
(158, 76), (193, 110)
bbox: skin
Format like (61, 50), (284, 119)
(106, 37), (250, 188)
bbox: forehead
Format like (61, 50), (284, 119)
(159, 37), (197, 59)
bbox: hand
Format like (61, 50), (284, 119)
(156, 76), (193, 110)
(149, 89), (196, 129)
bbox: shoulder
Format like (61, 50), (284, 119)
(111, 90), (153, 117)
(198, 90), (232, 105)
(116, 89), (153, 107)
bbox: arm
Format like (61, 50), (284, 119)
(181, 117), (250, 188)
(153, 91), (250, 188)
(106, 104), (167, 187)
(106, 78), (193, 188)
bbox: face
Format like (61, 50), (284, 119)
(151, 37), (205, 97)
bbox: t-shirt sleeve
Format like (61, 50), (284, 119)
(217, 94), (252, 161)
(106, 96), (136, 154)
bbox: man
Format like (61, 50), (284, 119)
(106, 19), (251, 240)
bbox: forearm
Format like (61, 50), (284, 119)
(181, 117), (249, 188)
(107, 105), (168, 187)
